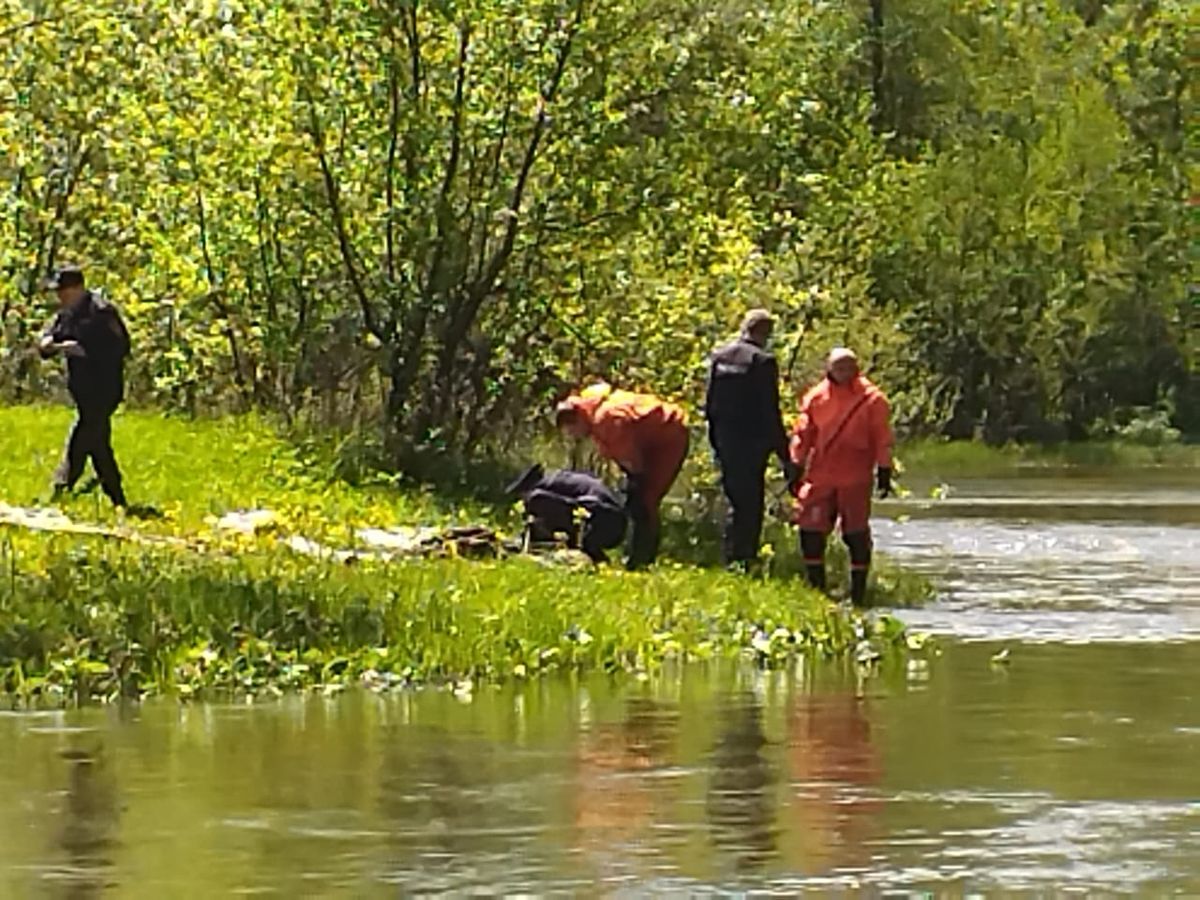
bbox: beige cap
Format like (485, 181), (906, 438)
(827, 347), (859, 366)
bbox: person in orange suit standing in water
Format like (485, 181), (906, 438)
(789, 348), (893, 604)
(556, 383), (689, 569)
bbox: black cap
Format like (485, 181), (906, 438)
(505, 463), (544, 497)
(44, 265), (85, 290)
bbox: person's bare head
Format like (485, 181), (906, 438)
(740, 308), (774, 348)
(826, 347), (859, 385)
(46, 266), (86, 308)
(555, 404), (589, 439)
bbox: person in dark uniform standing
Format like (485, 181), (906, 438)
(37, 265), (130, 508)
(704, 309), (797, 567)
(506, 464), (628, 563)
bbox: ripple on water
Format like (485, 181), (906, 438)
(741, 797), (1200, 893)
(875, 516), (1200, 642)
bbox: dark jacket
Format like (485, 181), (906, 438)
(41, 291), (130, 409)
(704, 337), (789, 460)
(532, 469), (625, 514)
(522, 469), (627, 560)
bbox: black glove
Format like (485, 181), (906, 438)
(876, 466), (893, 499)
(782, 459), (802, 493)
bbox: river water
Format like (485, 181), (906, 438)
(1, 476), (1198, 895)
(876, 472), (1200, 642)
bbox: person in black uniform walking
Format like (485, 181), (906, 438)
(704, 309), (797, 567)
(506, 464), (628, 563)
(37, 265), (130, 508)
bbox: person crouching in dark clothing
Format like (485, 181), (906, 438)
(37, 265), (131, 508)
(506, 464), (628, 563)
(704, 308), (797, 568)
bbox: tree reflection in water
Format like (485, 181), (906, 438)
(706, 694), (778, 872)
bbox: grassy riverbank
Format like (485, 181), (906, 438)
(899, 437), (1200, 479)
(0, 405), (916, 705)
(0, 532), (904, 704)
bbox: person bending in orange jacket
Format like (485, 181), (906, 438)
(556, 383), (689, 569)
(789, 348), (893, 604)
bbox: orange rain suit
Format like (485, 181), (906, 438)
(558, 383), (689, 525)
(789, 375), (892, 535)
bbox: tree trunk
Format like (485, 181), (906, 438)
(868, 0), (887, 134)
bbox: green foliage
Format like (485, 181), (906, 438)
(1112, 410), (1182, 447)
(1091, 397), (1184, 446)
(0, 0), (1193, 454)
(864, 0), (1194, 442)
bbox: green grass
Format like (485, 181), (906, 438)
(0, 531), (909, 705)
(2, 404), (500, 534)
(0, 404), (918, 705)
(897, 436), (1200, 479)
(0, 403), (930, 602)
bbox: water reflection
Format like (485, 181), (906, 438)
(706, 694), (777, 871)
(378, 723), (495, 858)
(786, 692), (883, 874)
(3, 643), (1199, 894)
(55, 744), (119, 898)
(573, 697), (678, 846)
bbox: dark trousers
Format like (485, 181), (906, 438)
(54, 404), (125, 506)
(716, 446), (769, 565)
(525, 490), (626, 562)
(625, 483), (659, 570)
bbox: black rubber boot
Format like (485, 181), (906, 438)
(843, 530), (873, 605)
(850, 569), (869, 605)
(799, 530), (827, 592)
(806, 563), (827, 591)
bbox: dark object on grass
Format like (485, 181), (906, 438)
(423, 525), (502, 559)
(506, 465), (627, 563)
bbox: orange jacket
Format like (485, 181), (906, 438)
(559, 383), (686, 475)
(790, 375), (892, 488)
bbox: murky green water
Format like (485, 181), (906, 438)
(2, 477), (1198, 895)
(1, 645), (1198, 895)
